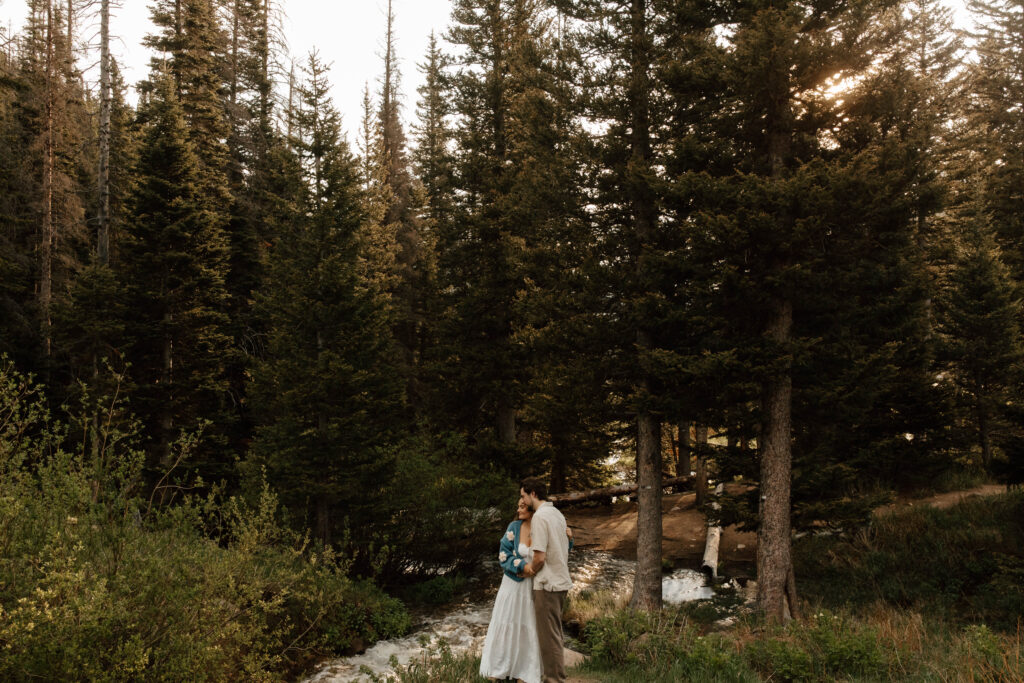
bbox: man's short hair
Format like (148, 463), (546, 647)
(520, 476), (547, 501)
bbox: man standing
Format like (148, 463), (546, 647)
(520, 476), (572, 683)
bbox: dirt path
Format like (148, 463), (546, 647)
(565, 487), (757, 569)
(564, 484), (1008, 572)
(877, 484), (1006, 513)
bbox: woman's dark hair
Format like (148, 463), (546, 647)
(520, 476), (547, 501)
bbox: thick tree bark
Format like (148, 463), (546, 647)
(757, 296), (795, 621)
(756, 12), (798, 620)
(631, 411), (662, 610)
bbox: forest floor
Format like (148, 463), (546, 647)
(563, 483), (1007, 571)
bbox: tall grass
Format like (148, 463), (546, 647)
(795, 490), (1024, 629)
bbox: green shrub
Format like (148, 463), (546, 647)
(584, 608), (690, 666)
(744, 612), (889, 682)
(0, 360), (410, 681)
(745, 637), (816, 682)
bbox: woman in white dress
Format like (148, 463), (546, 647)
(479, 500), (573, 683)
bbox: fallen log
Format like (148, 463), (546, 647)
(550, 476), (691, 506)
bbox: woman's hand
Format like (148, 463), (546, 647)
(566, 527), (574, 541)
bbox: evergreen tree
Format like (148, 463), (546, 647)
(120, 73), (233, 481)
(410, 33), (451, 416)
(553, 0), (674, 610)
(510, 7), (612, 493)
(440, 0), (574, 451)
(55, 61), (139, 392)
(965, 0), (1024, 283)
(939, 216), (1024, 470)
(138, 0), (239, 475)
(377, 0), (432, 414)
(249, 53), (404, 546)
(0, 40), (36, 366)
(143, 0), (232, 205)
(679, 0), (936, 619)
(412, 32), (455, 238)
(219, 0), (291, 453)
(17, 0), (91, 363)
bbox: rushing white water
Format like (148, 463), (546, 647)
(305, 550), (713, 683)
(304, 604), (493, 683)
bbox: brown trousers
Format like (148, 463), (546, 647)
(533, 589), (567, 683)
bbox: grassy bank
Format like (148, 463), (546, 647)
(377, 491), (1024, 682)
(795, 489), (1024, 629)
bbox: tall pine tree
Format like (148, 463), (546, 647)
(120, 72), (232, 481)
(249, 53), (404, 546)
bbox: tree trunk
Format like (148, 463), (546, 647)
(695, 424), (708, 507)
(496, 396), (517, 443)
(260, 0), (271, 125)
(159, 314), (174, 468)
(97, 0), (111, 265)
(40, 0), (55, 357)
(316, 496), (331, 546)
(627, 0), (661, 612)
(677, 421), (691, 478)
(978, 399), (992, 470)
(173, 0), (182, 93)
(757, 296), (795, 622)
(66, 0), (73, 69)
(229, 0), (239, 108)
(550, 453), (567, 495)
(701, 484), (723, 578)
(631, 410), (662, 610)
(756, 13), (798, 620)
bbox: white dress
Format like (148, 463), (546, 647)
(479, 542), (542, 683)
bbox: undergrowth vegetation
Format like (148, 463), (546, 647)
(795, 490), (1024, 629)
(0, 360), (410, 680)
(375, 492), (1024, 682)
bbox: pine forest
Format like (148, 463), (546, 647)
(1, 0), (1024, 680)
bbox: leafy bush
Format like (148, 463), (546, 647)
(0, 360), (410, 680)
(745, 612), (888, 682)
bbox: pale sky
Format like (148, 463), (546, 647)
(0, 0), (454, 140)
(0, 0), (977, 142)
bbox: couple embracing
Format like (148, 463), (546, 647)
(480, 477), (573, 683)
